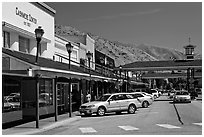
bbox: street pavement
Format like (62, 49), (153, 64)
(2, 94), (202, 135)
(2, 112), (81, 135)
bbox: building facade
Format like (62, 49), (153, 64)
(2, 2), (56, 124)
(2, 2), (118, 126)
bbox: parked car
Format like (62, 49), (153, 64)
(157, 89), (163, 95)
(173, 90), (191, 103)
(79, 93), (142, 116)
(195, 88), (202, 99)
(169, 89), (176, 99)
(129, 92), (153, 108)
(195, 88), (202, 95)
(130, 88), (154, 99)
(141, 92), (154, 101)
(150, 89), (160, 99)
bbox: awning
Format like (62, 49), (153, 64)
(2, 48), (116, 82)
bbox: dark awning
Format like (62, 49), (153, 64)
(2, 48), (115, 81)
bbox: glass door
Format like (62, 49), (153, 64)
(57, 83), (68, 114)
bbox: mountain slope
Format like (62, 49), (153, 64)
(55, 24), (201, 67)
(136, 44), (186, 60)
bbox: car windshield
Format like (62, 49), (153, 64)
(96, 94), (111, 101)
(176, 92), (189, 95)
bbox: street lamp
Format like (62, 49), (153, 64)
(119, 66), (122, 92)
(34, 26), (44, 128)
(66, 42), (73, 117)
(86, 51), (93, 97)
(66, 42), (74, 69)
(35, 26), (44, 64)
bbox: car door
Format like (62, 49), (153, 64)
(106, 95), (120, 112)
(118, 94), (131, 111)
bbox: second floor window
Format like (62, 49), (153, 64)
(3, 31), (10, 48)
(19, 36), (29, 53)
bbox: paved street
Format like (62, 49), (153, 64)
(34, 96), (202, 135)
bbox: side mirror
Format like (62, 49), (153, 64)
(108, 98), (113, 102)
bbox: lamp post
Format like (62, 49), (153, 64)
(86, 51), (93, 97)
(119, 66), (122, 92)
(66, 42), (73, 69)
(35, 26), (44, 64)
(66, 42), (73, 117)
(34, 26), (44, 128)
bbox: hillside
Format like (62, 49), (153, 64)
(55, 24), (201, 67)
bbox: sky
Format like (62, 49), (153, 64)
(46, 2), (202, 54)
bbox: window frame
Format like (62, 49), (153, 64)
(19, 36), (30, 53)
(3, 31), (10, 48)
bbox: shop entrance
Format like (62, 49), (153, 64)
(57, 83), (69, 114)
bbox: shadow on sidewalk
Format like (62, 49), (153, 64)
(3, 113), (63, 129)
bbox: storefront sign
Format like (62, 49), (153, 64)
(16, 7), (37, 27)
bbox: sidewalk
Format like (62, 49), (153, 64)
(2, 111), (81, 135)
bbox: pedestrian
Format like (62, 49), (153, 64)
(86, 90), (91, 103)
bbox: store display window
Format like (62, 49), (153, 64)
(39, 79), (53, 107)
(3, 76), (21, 113)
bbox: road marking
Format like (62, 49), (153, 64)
(79, 127), (97, 133)
(193, 123), (202, 126)
(118, 126), (139, 131)
(156, 124), (181, 129)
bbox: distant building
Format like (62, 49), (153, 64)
(183, 37), (196, 60)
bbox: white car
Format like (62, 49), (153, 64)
(150, 89), (160, 99)
(129, 92), (153, 108)
(79, 93), (142, 116)
(173, 90), (191, 103)
(141, 92), (154, 101)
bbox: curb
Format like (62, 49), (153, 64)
(2, 116), (81, 135)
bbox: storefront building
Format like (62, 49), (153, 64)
(2, 2), (56, 124)
(2, 2), (119, 127)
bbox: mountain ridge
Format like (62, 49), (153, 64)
(55, 24), (201, 67)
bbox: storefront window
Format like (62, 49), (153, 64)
(3, 31), (10, 48)
(57, 84), (66, 106)
(19, 36), (29, 53)
(39, 79), (53, 107)
(3, 76), (21, 113)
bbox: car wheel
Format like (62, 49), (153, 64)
(128, 104), (136, 114)
(142, 101), (149, 108)
(97, 106), (105, 116)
